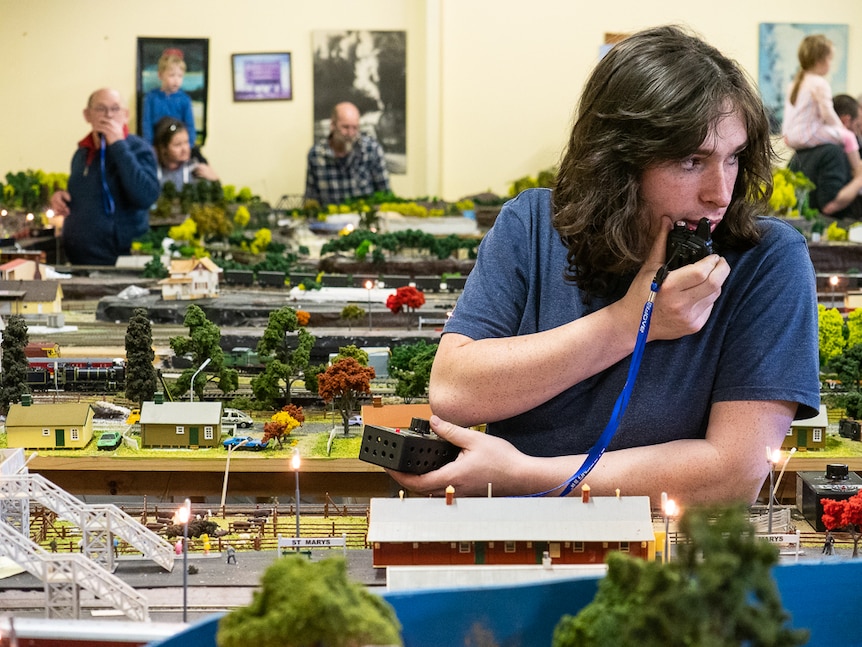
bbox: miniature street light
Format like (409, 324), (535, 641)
(364, 280), (374, 330)
(772, 447), (797, 503)
(292, 448), (302, 548)
(220, 438), (250, 516)
(830, 275), (839, 309)
(176, 498), (192, 622)
(189, 358), (212, 403)
(661, 492), (677, 564)
(766, 447), (782, 534)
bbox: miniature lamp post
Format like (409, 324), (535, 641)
(772, 447), (796, 503)
(766, 447), (782, 534)
(176, 498), (191, 622)
(220, 438), (250, 516)
(661, 492), (677, 563)
(292, 448), (301, 548)
(189, 358), (212, 403)
(364, 280), (374, 330)
(830, 275), (839, 309)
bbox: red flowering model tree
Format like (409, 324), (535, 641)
(386, 285), (425, 326)
(821, 491), (862, 557)
(318, 357), (375, 435)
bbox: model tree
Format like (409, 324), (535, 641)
(332, 344), (369, 366)
(340, 304), (365, 330)
(251, 306), (316, 407)
(169, 304), (239, 399)
(318, 357), (375, 435)
(818, 304), (845, 366)
(124, 307), (158, 405)
(217, 556), (402, 647)
(0, 315), (30, 414)
(385, 285), (425, 319)
(262, 404), (305, 449)
(846, 307), (862, 348)
(826, 344), (862, 392)
(822, 492), (862, 557)
(552, 505), (808, 647)
(389, 340), (438, 402)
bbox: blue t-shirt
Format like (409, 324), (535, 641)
(142, 89), (196, 144)
(443, 188), (821, 457)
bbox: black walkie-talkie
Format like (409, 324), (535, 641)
(665, 218), (714, 271)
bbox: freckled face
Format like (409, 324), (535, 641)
(640, 110), (747, 237)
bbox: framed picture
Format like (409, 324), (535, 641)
(312, 31), (406, 173)
(758, 23), (849, 133)
(232, 52), (293, 102)
(136, 37), (209, 146)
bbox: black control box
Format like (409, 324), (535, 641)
(359, 417), (459, 474)
(796, 465), (862, 531)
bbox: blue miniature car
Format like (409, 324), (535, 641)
(222, 435), (268, 451)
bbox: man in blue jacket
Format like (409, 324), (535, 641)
(50, 88), (159, 265)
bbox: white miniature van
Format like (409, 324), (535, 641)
(222, 408), (254, 429)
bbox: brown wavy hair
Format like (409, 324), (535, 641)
(552, 25), (773, 299)
(789, 35), (832, 106)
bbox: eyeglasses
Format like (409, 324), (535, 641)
(91, 105), (123, 115)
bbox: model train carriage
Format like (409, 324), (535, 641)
(26, 358), (125, 392)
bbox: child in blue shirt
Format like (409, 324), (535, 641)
(142, 49), (196, 145)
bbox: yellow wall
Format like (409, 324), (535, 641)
(1, 0), (862, 204)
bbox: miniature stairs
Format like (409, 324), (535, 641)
(0, 521), (149, 621)
(0, 473), (175, 572)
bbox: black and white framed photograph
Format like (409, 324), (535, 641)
(312, 30), (407, 174)
(231, 52), (293, 102)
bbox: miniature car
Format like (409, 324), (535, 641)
(222, 408), (254, 429)
(97, 431), (123, 451)
(349, 415), (363, 427)
(125, 408), (140, 425)
(222, 435), (268, 451)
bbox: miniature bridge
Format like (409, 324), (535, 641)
(0, 448), (174, 620)
(0, 522), (149, 621)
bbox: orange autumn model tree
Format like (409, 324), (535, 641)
(821, 491), (862, 558)
(318, 357), (375, 435)
(262, 404), (305, 449)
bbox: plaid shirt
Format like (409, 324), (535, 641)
(304, 134), (391, 205)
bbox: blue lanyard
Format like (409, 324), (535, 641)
(100, 136), (116, 216)
(529, 266), (669, 498)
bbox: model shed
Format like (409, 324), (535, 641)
(367, 492), (655, 567)
(5, 401), (94, 450)
(139, 401), (223, 449)
(783, 404), (829, 451)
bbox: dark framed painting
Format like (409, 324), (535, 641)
(232, 52), (293, 101)
(311, 30), (407, 174)
(136, 37), (209, 146)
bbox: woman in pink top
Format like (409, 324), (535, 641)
(782, 34), (862, 213)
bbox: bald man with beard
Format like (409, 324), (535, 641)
(304, 101), (391, 206)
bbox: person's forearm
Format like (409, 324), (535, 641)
(517, 439), (765, 506)
(514, 401), (792, 506)
(110, 141), (160, 208)
(430, 302), (639, 426)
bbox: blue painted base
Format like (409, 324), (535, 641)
(147, 559), (862, 647)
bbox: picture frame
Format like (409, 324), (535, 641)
(232, 52), (293, 102)
(311, 31), (406, 173)
(136, 37), (209, 146)
(758, 23), (849, 134)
